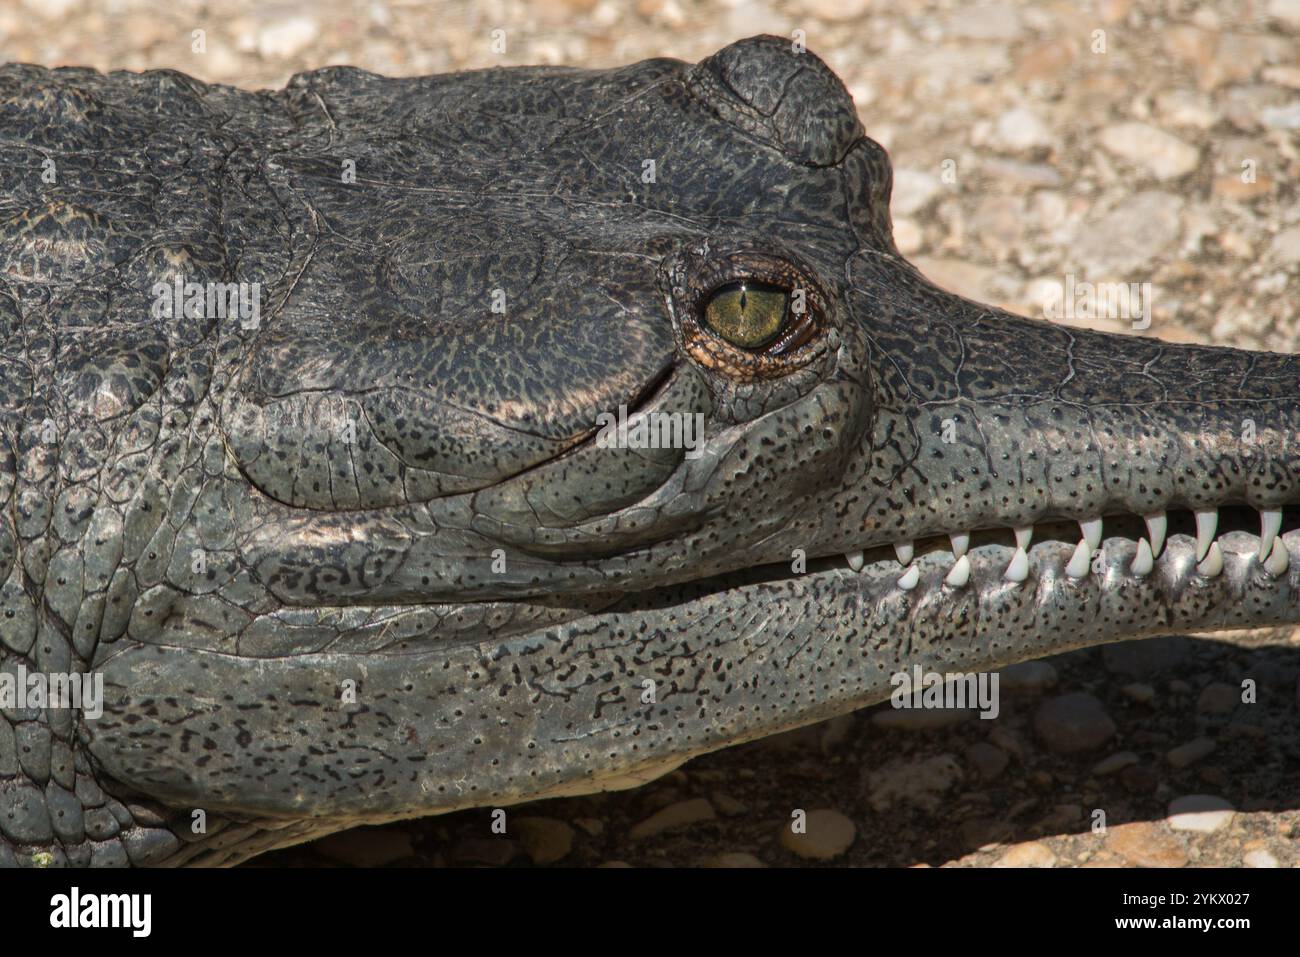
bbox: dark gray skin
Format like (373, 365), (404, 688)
(2, 35), (1298, 867)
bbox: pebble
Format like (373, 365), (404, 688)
(313, 827), (414, 867)
(1121, 764), (1159, 795)
(1155, 89), (1218, 129)
(1092, 751), (1139, 776)
(779, 809), (856, 860)
(1122, 682), (1156, 704)
(1106, 822), (1189, 868)
(1263, 65), (1300, 89)
(993, 840), (1056, 867)
(999, 660), (1058, 693)
(1073, 191), (1183, 275)
(865, 754), (964, 813)
(1103, 637), (1189, 677)
(1260, 102), (1300, 130)
(913, 257), (1001, 303)
(945, 3), (1023, 41)
(1162, 25), (1215, 73)
(1270, 226), (1300, 263)
(891, 169), (942, 216)
(702, 851), (766, 867)
(1033, 693), (1117, 754)
(711, 792), (748, 817)
(255, 15), (320, 60)
(1167, 795), (1236, 833)
(1270, 0), (1300, 28)
(628, 798), (715, 840)
(989, 726), (1026, 759)
(1244, 849), (1279, 868)
(797, 0), (872, 22)
(893, 217), (923, 255)
(1043, 804), (1082, 830)
(982, 157), (1062, 187)
(1099, 122), (1200, 179)
(573, 818), (604, 837)
(20, 0), (78, 17)
(965, 741), (1010, 781)
(452, 838), (518, 867)
(513, 816), (574, 865)
(1167, 737), (1216, 769)
(960, 816), (1013, 849)
(991, 107), (1053, 152)
(1197, 683), (1239, 715)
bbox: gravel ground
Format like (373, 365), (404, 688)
(6, 0), (1298, 867)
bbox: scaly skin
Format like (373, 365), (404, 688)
(1, 36), (1298, 866)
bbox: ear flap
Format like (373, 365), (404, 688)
(687, 35), (863, 167)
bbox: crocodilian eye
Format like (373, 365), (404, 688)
(702, 280), (792, 350)
(699, 278), (819, 357)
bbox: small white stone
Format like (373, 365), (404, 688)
(893, 217), (924, 255)
(992, 108), (1053, 152)
(1270, 225), (1300, 263)
(797, 0), (872, 22)
(779, 809), (856, 860)
(1260, 102), (1300, 129)
(1244, 849), (1279, 868)
(945, 3), (1023, 40)
(1098, 122), (1200, 180)
(1268, 0), (1300, 28)
(1167, 795), (1236, 833)
(257, 15), (320, 60)
(891, 169), (942, 216)
(1154, 89), (1217, 129)
(628, 798), (715, 840)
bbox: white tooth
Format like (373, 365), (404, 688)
(1065, 539), (1092, 578)
(945, 554), (971, 587)
(894, 542), (914, 565)
(1144, 512), (1167, 557)
(1196, 541), (1224, 578)
(1259, 509), (1282, 561)
(1264, 538), (1290, 577)
(1194, 508), (1218, 562)
(1004, 547), (1029, 582)
(949, 532), (970, 559)
(846, 551), (865, 572)
(1014, 526), (1033, 550)
(1079, 517), (1103, 551)
(897, 563), (921, 590)
(1130, 538), (1154, 576)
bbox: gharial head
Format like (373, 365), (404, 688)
(11, 35), (1295, 861)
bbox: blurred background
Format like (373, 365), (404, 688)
(4, 1), (1298, 867)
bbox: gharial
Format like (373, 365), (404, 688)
(0, 35), (1296, 867)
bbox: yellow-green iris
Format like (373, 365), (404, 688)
(702, 281), (789, 349)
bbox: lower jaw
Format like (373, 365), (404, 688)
(92, 528), (1300, 823)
